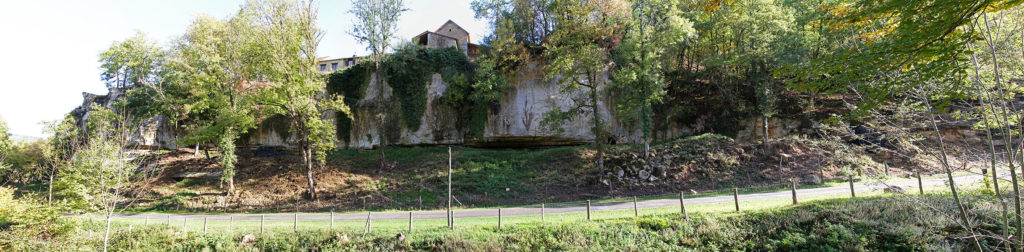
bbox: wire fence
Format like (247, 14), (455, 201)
(86, 170), (966, 237)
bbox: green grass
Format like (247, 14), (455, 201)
(96, 180), (976, 236)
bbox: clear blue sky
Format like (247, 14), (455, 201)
(0, 0), (489, 137)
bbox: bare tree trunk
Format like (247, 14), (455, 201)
(980, 13), (1024, 246)
(103, 214), (111, 252)
(304, 147), (317, 200)
(228, 177), (235, 197)
(762, 115), (770, 152)
(927, 100), (983, 252)
(47, 174), (53, 207)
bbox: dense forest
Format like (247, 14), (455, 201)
(3, 0), (1024, 250)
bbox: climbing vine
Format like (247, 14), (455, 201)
(326, 63), (373, 142)
(327, 45), (508, 141)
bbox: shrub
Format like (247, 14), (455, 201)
(0, 186), (76, 250)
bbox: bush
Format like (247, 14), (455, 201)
(0, 186), (76, 250)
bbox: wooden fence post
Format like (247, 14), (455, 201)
(884, 162), (889, 176)
(330, 210), (335, 230)
(260, 215), (265, 234)
(791, 180), (798, 204)
(916, 167), (924, 195)
(733, 188), (739, 212)
(229, 216), (233, 233)
(680, 192), (688, 220)
(145, 215), (149, 226)
(293, 213), (298, 233)
(203, 217), (208, 234)
(849, 174), (856, 198)
(447, 146), (453, 230)
(498, 208), (502, 230)
(633, 196), (639, 217)
(183, 217), (188, 232)
(541, 203), (545, 223)
(586, 200), (592, 221)
(408, 211), (413, 233)
(362, 212), (372, 237)
(167, 215), (170, 227)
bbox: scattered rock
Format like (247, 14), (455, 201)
(395, 232), (406, 243)
(804, 174), (822, 185)
(173, 171), (222, 180)
(335, 233), (350, 244)
(883, 186), (905, 194)
(240, 234), (258, 246)
(638, 170), (651, 180)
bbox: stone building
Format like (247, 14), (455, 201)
(411, 20), (479, 57)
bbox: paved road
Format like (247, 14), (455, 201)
(109, 173), (985, 222)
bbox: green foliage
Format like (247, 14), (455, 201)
(0, 187), (75, 251)
(452, 160), (531, 197)
(66, 196), (1004, 250)
(326, 63), (373, 142)
(0, 115), (11, 157)
(0, 140), (48, 184)
(789, 0), (1023, 114)
(611, 0), (694, 143)
(98, 31), (165, 89)
(382, 45), (477, 130)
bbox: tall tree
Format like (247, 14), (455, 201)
(542, 0), (629, 181)
(246, 0), (349, 200)
(41, 115), (81, 206)
(98, 32), (165, 89)
(349, 0), (406, 170)
(164, 14), (260, 195)
(611, 0), (692, 156)
(790, 1), (1024, 250)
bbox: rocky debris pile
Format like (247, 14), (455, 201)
(602, 135), (741, 186)
(604, 150), (675, 185)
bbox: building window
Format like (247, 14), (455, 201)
(320, 64), (326, 71)
(331, 63), (338, 70)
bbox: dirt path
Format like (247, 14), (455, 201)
(108, 174), (985, 222)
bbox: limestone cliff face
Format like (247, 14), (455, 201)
(71, 88), (177, 149)
(76, 67), (811, 150)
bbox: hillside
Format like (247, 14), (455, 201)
(128, 133), (975, 213)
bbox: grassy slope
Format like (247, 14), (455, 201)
(71, 193), (1002, 251)
(128, 133), (935, 213)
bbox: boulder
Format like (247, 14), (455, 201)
(638, 170), (651, 180)
(335, 233), (350, 244)
(240, 234), (258, 246)
(883, 186), (905, 194)
(395, 232), (406, 243)
(804, 174), (822, 185)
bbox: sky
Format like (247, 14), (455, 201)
(0, 0), (490, 138)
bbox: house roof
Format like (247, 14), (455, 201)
(435, 20), (469, 35)
(413, 30), (461, 42)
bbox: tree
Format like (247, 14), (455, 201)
(789, 1), (1024, 250)
(163, 14), (259, 195)
(542, 0), (629, 181)
(0, 115), (12, 186)
(57, 105), (149, 252)
(247, 0), (349, 200)
(611, 0), (692, 156)
(40, 115), (81, 206)
(349, 0), (406, 170)
(98, 32), (165, 89)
